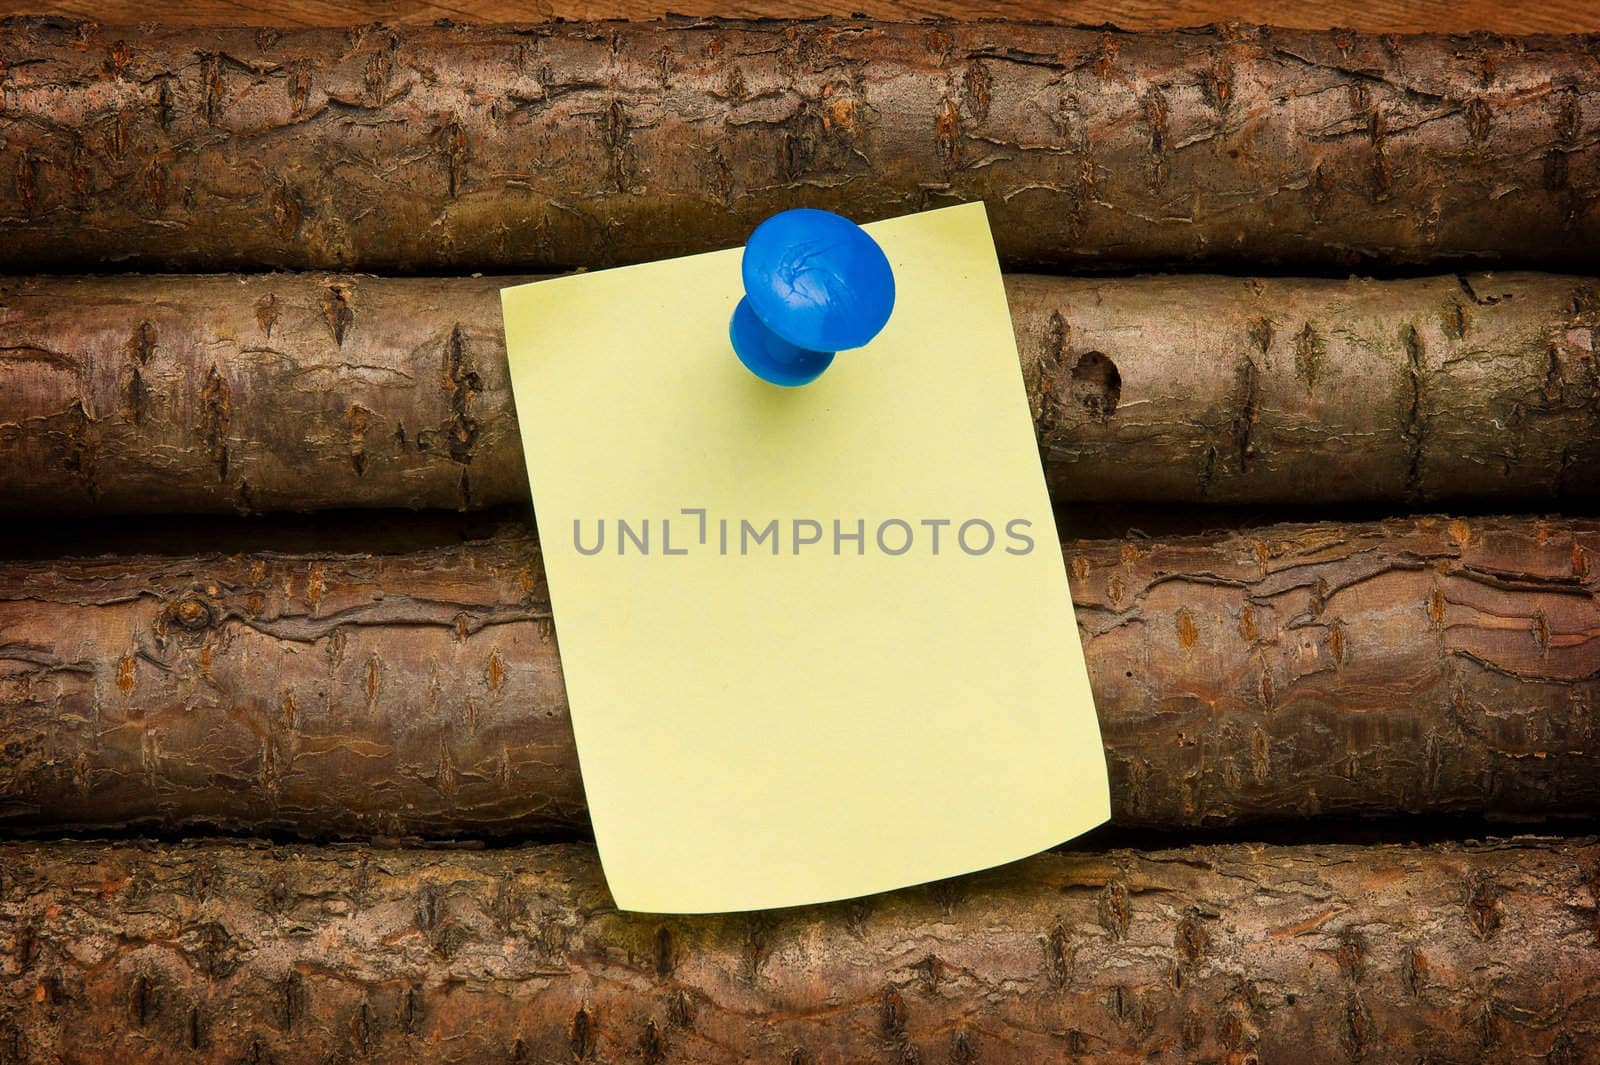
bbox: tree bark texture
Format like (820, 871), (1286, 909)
(4, 271), (1599, 516)
(1, 18), (1598, 274)
(10, 1), (1600, 36)
(3, 515), (1598, 840)
(0, 836), (1597, 1064)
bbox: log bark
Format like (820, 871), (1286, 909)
(5, 271), (1600, 515)
(1, 836), (1597, 1064)
(3, 515), (1599, 839)
(13, 1), (1600, 36)
(2, 19), (1598, 274)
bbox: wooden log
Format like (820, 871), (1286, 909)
(0, 836), (1597, 1064)
(3, 515), (1598, 839)
(1, 19), (1598, 274)
(13, 0), (1600, 36)
(4, 271), (1599, 515)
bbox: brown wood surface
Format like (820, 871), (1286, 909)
(4, 514), (1599, 840)
(2, 836), (1598, 1064)
(3, 0), (1599, 35)
(5, 271), (1600, 515)
(4, 20), (1599, 275)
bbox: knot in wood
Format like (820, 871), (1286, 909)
(167, 594), (215, 631)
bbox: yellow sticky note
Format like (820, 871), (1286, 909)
(501, 203), (1107, 913)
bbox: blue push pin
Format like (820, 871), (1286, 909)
(730, 208), (896, 387)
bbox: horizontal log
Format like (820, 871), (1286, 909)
(3, 515), (1598, 839)
(17, 1), (1600, 36)
(4, 271), (1598, 515)
(1, 836), (1597, 1063)
(1, 19), (1598, 273)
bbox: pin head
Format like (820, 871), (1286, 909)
(731, 208), (895, 387)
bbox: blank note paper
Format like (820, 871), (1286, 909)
(500, 203), (1108, 913)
